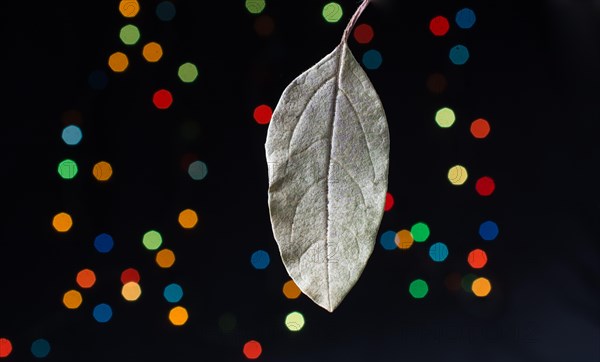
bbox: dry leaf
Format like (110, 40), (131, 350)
(265, 0), (389, 312)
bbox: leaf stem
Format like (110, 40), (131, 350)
(341, 0), (370, 44)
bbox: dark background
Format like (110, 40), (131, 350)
(1, 0), (598, 361)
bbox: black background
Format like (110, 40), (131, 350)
(1, 0), (599, 361)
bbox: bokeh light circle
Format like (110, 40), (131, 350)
(143, 230), (162, 250)
(430, 15), (450, 36)
(52, 212), (73, 232)
(76, 269), (96, 289)
(285, 311), (305, 332)
(169, 306), (189, 326)
(243, 340), (262, 360)
(0, 338), (12, 358)
(143, 42), (163, 62)
(456, 8), (476, 29)
(156, 1), (176, 21)
(429, 242), (449, 262)
(411, 222), (430, 242)
(354, 23), (374, 44)
(435, 107), (456, 128)
(409, 279), (429, 298)
(362, 49), (382, 70)
(188, 160), (208, 180)
(448, 165), (468, 185)
(119, 0), (140, 18)
(245, 0), (266, 14)
(122, 281), (142, 301)
(178, 209), (198, 229)
(121, 268), (140, 284)
(395, 229), (413, 250)
(250, 250), (270, 269)
(93, 303), (113, 323)
(92, 161), (113, 181)
(164, 283), (184, 303)
(253, 104), (272, 124)
(322, 2), (343, 23)
(282, 280), (302, 299)
(380, 230), (397, 250)
(119, 24), (140, 45)
(472, 277), (492, 297)
(31, 338), (50, 358)
(384, 192), (394, 211)
(479, 220), (499, 241)
(449, 45), (470, 65)
(58, 159), (78, 179)
(476, 176), (495, 196)
(61, 125), (82, 145)
(468, 249), (488, 269)
(108, 52), (128, 72)
(63, 290), (83, 309)
(153, 89), (173, 109)
(470, 118), (490, 139)
(156, 249), (176, 268)
(94, 233), (114, 253)
(178, 62), (198, 83)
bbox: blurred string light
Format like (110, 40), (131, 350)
(471, 277), (491, 297)
(379, 230), (397, 250)
(395, 229), (413, 250)
(121, 268), (141, 284)
(218, 313), (237, 333)
(188, 160), (208, 180)
(156, 1), (176, 21)
(94, 233), (114, 253)
(461, 273), (477, 293)
(409, 279), (428, 299)
(479, 220), (499, 241)
(156, 248), (176, 268)
(168, 306), (188, 326)
(178, 209), (198, 229)
(92, 161), (113, 181)
(429, 15), (450, 36)
(449, 44), (469, 65)
(285, 311), (305, 332)
(52, 212), (73, 232)
(282, 279), (302, 299)
(143, 230), (163, 250)
(411, 222), (430, 242)
(426, 73), (447, 94)
(31, 338), (50, 358)
(178, 62), (198, 83)
(447, 165), (468, 185)
(119, 0), (140, 18)
(243, 340), (262, 360)
(353, 23), (374, 44)
(57, 159), (78, 179)
(322, 2), (343, 23)
(245, 0), (266, 14)
(122, 281), (142, 301)
(142, 42), (163, 62)
(362, 49), (382, 70)
(470, 118), (490, 139)
(88, 69), (108, 90)
(0, 338), (12, 358)
(250, 250), (270, 269)
(164, 283), (183, 303)
(456, 8), (476, 29)
(63, 290), (83, 309)
(61, 125), (82, 145)
(153, 89), (173, 109)
(435, 107), (455, 128)
(476, 176), (495, 196)
(76, 269), (96, 289)
(384, 192), (394, 211)
(119, 24), (140, 45)
(254, 14), (275, 37)
(108, 52), (129, 72)
(253, 104), (272, 124)
(468, 249), (488, 269)
(93, 303), (113, 323)
(429, 242), (449, 262)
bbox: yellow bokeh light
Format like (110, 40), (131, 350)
(63, 290), (83, 309)
(93, 161), (113, 181)
(156, 249), (175, 268)
(448, 165), (468, 185)
(119, 0), (140, 18)
(142, 42), (163, 62)
(52, 212), (73, 232)
(178, 209), (198, 229)
(471, 277), (492, 297)
(395, 229), (414, 249)
(169, 306), (188, 326)
(285, 311), (305, 332)
(122, 281), (142, 301)
(108, 52), (129, 73)
(282, 280), (302, 299)
(435, 107), (456, 128)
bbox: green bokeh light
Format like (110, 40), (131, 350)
(409, 279), (429, 299)
(435, 107), (456, 128)
(119, 24), (140, 45)
(411, 222), (430, 242)
(322, 2), (343, 23)
(142, 230), (162, 250)
(245, 0), (265, 14)
(58, 159), (78, 179)
(178, 62), (198, 83)
(285, 311), (305, 332)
